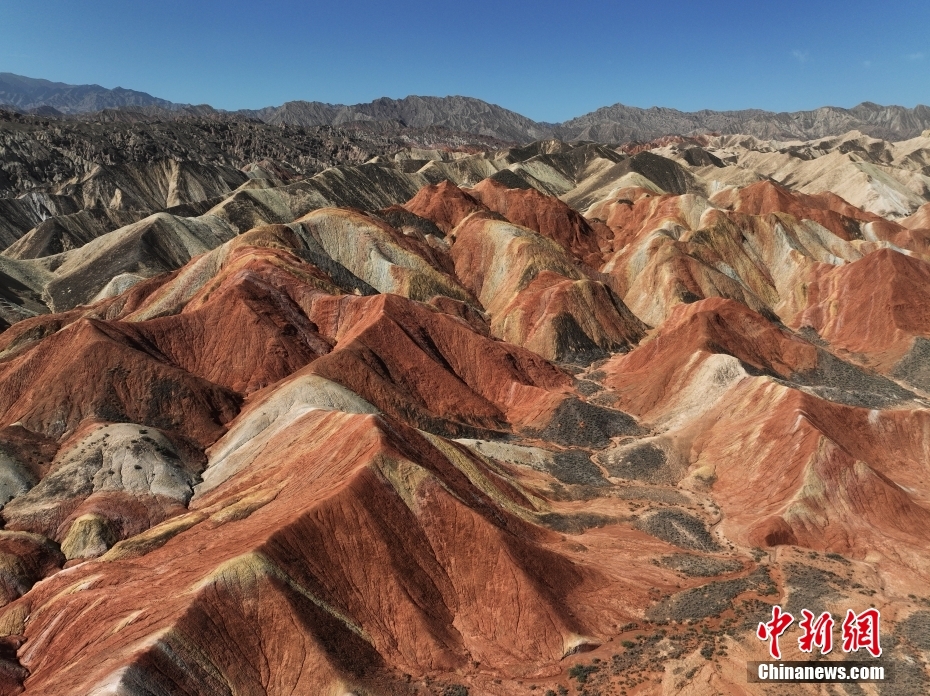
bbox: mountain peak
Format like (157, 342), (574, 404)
(2, 73), (930, 142)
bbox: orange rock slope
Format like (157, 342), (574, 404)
(1, 133), (930, 694)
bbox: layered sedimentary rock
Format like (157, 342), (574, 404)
(1, 129), (930, 695)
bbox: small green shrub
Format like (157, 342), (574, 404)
(568, 664), (600, 684)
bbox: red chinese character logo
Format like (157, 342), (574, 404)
(842, 608), (882, 657)
(757, 605), (795, 659)
(798, 609), (834, 654)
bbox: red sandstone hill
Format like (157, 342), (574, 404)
(714, 180), (880, 240)
(0, 409), (675, 695)
(788, 247), (930, 370)
(469, 177), (608, 267)
(1, 134), (930, 694)
(403, 180), (489, 234)
(598, 298), (819, 419)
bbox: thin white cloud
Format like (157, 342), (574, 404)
(908, 52), (924, 60)
(792, 50), (809, 63)
(863, 60), (872, 68)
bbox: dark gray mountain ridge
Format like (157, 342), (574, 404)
(557, 101), (930, 143)
(0, 108), (492, 200)
(0, 73), (178, 115)
(0, 107), (511, 249)
(243, 95), (556, 142)
(2, 72), (929, 143)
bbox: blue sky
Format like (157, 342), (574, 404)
(1, 0), (927, 122)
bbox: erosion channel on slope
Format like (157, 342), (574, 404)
(1, 125), (929, 695)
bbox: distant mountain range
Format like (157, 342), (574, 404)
(2, 71), (930, 142)
(0, 72), (177, 114)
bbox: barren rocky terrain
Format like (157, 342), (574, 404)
(4, 72), (930, 144)
(0, 110), (929, 695)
